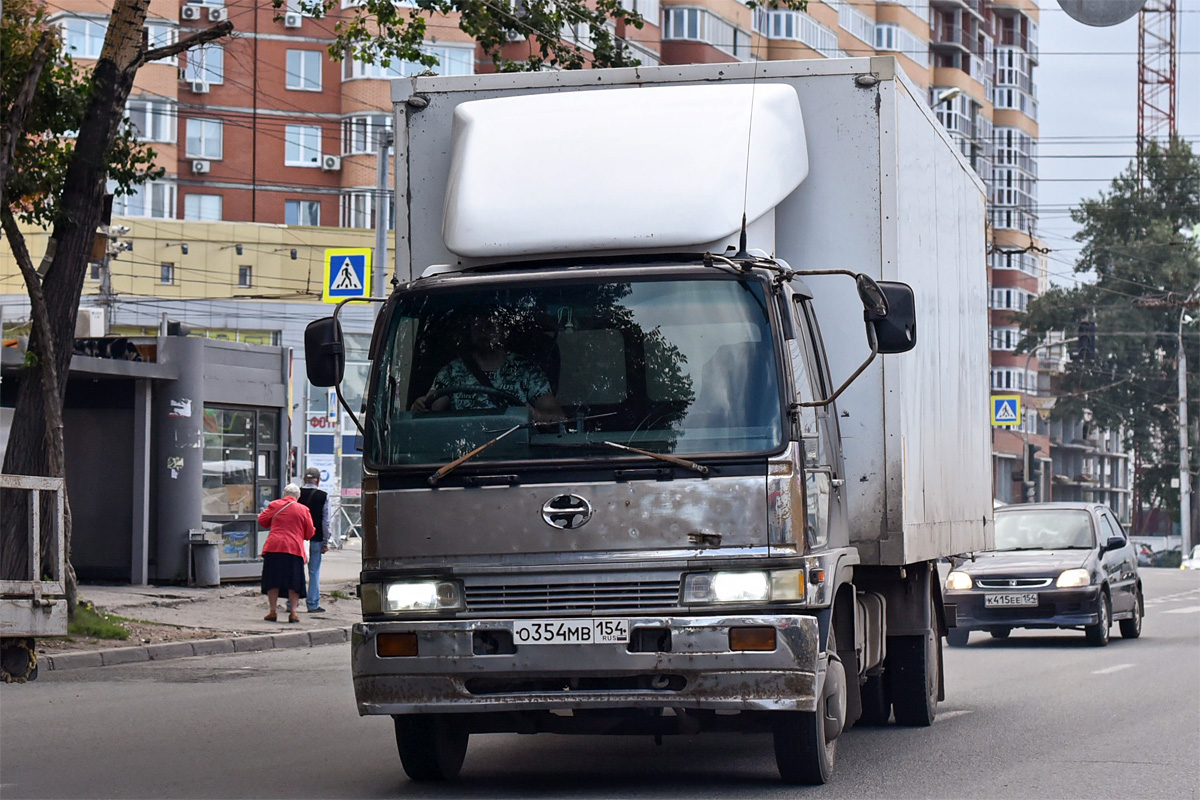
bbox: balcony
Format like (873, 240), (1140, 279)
(930, 0), (986, 23)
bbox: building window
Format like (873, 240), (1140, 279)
(342, 43), (475, 80)
(161, 262), (175, 284)
(185, 118), (223, 159)
(662, 7), (754, 60)
(238, 265), (252, 288)
(127, 100), (176, 143)
(618, 0), (659, 26)
(284, 124), (324, 167)
(341, 115), (392, 155)
(875, 23), (929, 67)
(341, 190), (394, 230)
(761, 10), (840, 58)
(990, 326), (1020, 352)
(285, 199), (321, 226)
(62, 17), (106, 59)
(286, 49), (323, 91)
(839, 3), (874, 46)
(112, 181), (176, 219)
(145, 22), (178, 64)
(184, 194), (222, 221)
(184, 45), (225, 85)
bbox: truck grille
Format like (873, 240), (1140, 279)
(464, 577), (682, 614)
(976, 578), (1053, 589)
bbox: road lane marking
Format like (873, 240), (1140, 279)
(938, 710), (975, 720)
(1161, 606), (1200, 614)
(1092, 663), (1135, 675)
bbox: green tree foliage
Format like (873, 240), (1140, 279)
(1016, 137), (1200, 515)
(1, 0), (161, 227)
(282, 0), (807, 73)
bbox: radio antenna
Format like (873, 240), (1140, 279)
(735, 30), (765, 262)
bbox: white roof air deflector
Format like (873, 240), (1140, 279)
(442, 84), (809, 259)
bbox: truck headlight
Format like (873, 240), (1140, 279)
(945, 571), (973, 590)
(361, 580), (464, 614)
(1056, 568), (1091, 588)
(683, 569), (805, 604)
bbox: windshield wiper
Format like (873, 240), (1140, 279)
(599, 441), (709, 475)
(428, 425), (523, 486)
(993, 547), (1045, 552)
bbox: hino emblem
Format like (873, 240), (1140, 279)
(1008, 579), (1018, 587)
(541, 494), (593, 529)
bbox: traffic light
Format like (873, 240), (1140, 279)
(1077, 320), (1096, 361)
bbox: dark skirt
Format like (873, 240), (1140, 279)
(260, 552), (306, 596)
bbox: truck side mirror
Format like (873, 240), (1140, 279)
(305, 317), (345, 387)
(870, 281), (916, 354)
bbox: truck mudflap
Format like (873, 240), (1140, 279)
(351, 615), (821, 716)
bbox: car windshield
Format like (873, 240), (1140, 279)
(367, 276), (784, 467)
(993, 510), (1095, 550)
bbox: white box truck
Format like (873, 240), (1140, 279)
(305, 56), (992, 784)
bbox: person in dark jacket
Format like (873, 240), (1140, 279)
(299, 467), (331, 613)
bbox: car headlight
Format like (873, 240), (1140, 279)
(945, 571), (973, 591)
(360, 580), (464, 615)
(1056, 568), (1091, 588)
(683, 569), (805, 604)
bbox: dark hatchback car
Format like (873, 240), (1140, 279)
(943, 502), (1143, 647)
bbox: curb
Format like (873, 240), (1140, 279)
(41, 627), (351, 672)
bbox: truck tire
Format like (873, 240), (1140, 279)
(1085, 592), (1111, 647)
(393, 714), (469, 781)
(1, 638), (37, 684)
(773, 629), (844, 784)
(945, 628), (970, 647)
(856, 672), (891, 726)
(889, 633), (939, 727)
(1119, 589), (1143, 639)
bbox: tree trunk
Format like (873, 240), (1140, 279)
(0, 0), (151, 590)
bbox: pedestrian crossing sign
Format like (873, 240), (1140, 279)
(991, 394), (1021, 427)
(323, 248), (372, 303)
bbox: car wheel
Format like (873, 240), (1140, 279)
(394, 714), (469, 781)
(1085, 593), (1111, 647)
(773, 629), (844, 784)
(945, 628), (970, 648)
(989, 627), (1011, 640)
(1119, 589), (1143, 639)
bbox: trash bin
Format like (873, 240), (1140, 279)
(189, 530), (222, 587)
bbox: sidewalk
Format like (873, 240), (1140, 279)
(37, 538), (363, 674)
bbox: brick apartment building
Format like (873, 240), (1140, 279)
(35, 0), (1130, 516)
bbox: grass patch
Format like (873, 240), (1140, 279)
(330, 590), (352, 601)
(68, 601), (131, 640)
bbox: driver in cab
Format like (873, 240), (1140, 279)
(410, 307), (564, 423)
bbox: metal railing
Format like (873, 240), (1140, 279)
(0, 474), (67, 604)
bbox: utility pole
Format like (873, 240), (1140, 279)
(373, 127), (394, 316)
(1179, 283), (1197, 560)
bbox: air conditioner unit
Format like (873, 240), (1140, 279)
(283, 11), (303, 28)
(192, 159), (211, 174)
(191, 80), (210, 94)
(321, 154), (341, 172)
(208, 7), (228, 22)
(180, 5), (202, 20)
(75, 308), (106, 338)
(506, 30), (527, 42)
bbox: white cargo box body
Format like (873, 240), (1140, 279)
(391, 57), (992, 566)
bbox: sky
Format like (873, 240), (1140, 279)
(1035, 0), (1200, 287)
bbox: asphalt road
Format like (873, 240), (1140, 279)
(2, 569), (1197, 800)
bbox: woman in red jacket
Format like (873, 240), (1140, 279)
(258, 483), (315, 623)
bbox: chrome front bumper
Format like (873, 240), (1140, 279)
(351, 614), (822, 716)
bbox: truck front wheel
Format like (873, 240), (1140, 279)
(393, 714), (469, 781)
(1, 638), (38, 684)
(773, 630), (845, 784)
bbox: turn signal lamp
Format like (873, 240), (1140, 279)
(729, 626), (777, 651)
(376, 633), (418, 657)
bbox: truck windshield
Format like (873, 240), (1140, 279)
(367, 277), (784, 467)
